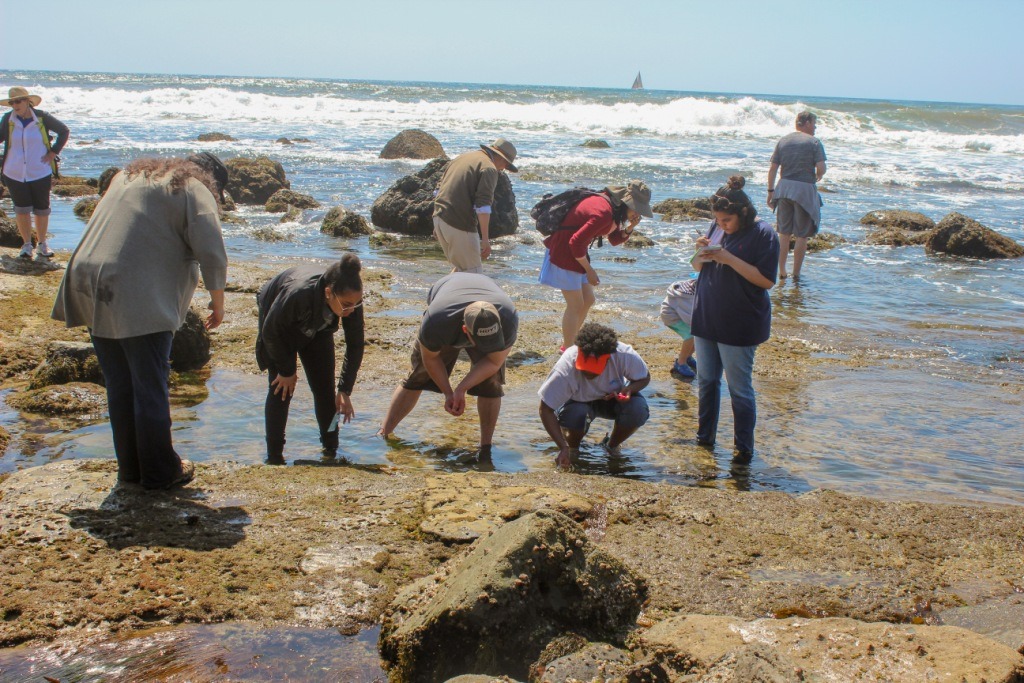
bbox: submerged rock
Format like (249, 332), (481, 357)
(51, 175), (96, 198)
(30, 341), (104, 388)
(73, 197), (99, 221)
(654, 197), (712, 222)
(865, 227), (931, 247)
(170, 308), (211, 372)
(197, 132), (236, 142)
(265, 189), (320, 213)
(8, 382), (107, 416)
(926, 212), (1024, 259)
(371, 158), (518, 237)
(322, 207), (372, 238)
(225, 156), (290, 205)
(379, 510), (646, 682)
(807, 231), (846, 251)
(622, 230), (655, 248)
(581, 139), (610, 148)
(380, 129), (446, 160)
(860, 209), (935, 232)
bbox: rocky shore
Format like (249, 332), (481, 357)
(1, 249), (1023, 681)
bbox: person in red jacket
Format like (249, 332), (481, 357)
(538, 180), (653, 350)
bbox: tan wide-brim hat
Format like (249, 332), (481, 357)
(0, 86), (42, 107)
(480, 137), (518, 173)
(605, 179), (654, 218)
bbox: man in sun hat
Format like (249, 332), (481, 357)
(378, 271), (518, 460)
(767, 110), (827, 280)
(538, 322), (650, 469)
(433, 137), (518, 273)
(1, 86), (70, 260)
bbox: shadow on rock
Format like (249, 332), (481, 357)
(65, 487), (250, 551)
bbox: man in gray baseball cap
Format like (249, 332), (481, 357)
(433, 137), (518, 273)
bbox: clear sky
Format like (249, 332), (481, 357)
(2, 0), (1022, 105)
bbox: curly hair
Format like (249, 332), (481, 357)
(709, 175), (757, 229)
(575, 322), (618, 357)
(124, 157), (219, 200)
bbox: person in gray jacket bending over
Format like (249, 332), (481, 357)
(767, 110), (826, 280)
(51, 155), (228, 490)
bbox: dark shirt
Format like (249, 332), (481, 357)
(770, 131), (826, 184)
(256, 266), (364, 393)
(419, 273), (518, 352)
(691, 219), (779, 347)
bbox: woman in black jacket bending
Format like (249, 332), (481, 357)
(256, 254), (365, 464)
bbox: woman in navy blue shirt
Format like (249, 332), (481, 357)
(690, 176), (779, 459)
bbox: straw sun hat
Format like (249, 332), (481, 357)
(1, 86), (42, 107)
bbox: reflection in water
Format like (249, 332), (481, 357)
(0, 623), (386, 682)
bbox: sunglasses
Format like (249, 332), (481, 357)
(8, 98), (28, 105)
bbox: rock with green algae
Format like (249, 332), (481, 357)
(225, 156), (290, 204)
(379, 509), (647, 682)
(30, 341), (104, 388)
(8, 382), (107, 415)
(860, 209), (935, 232)
(265, 189), (320, 213)
(322, 207), (372, 238)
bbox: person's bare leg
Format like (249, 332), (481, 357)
(677, 337), (695, 365)
(35, 214), (49, 245)
(15, 213), (33, 246)
(777, 233), (791, 278)
(560, 289), (584, 348)
(792, 237), (809, 279)
(379, 386), (421, 435)
(608, 421), (640, 448)
(477, 396), (501, 446)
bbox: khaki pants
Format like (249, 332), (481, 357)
(433, 216), (483, 273)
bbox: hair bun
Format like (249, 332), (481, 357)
(340, 252), (362, 272)
(727, 175), (746, 190)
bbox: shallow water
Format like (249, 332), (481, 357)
(1, 70), (1023, 507)
(0, 623), (385, 682)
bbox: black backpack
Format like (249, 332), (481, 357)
(530, 188), (606, 236)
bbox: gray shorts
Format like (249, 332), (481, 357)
(776, 199), (816, 238)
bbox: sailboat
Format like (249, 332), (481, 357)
(631, 72), (643, 90)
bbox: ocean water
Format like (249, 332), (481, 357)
(1, 70), (1022, 505)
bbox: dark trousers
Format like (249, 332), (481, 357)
(265, 329), (338, 458)
(92, 332), (184, 488)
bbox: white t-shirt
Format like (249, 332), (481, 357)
(538, 342), (649, 410)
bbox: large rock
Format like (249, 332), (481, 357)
(321, 207), (372, 238)
(654, 197), (712, 222)
(30, 341), (104, 389)
(379, 510), (647, 682)
(631, 614), (1024, 682)
(621, 230), (655, 249)
(925, 212), (1024, 259)
(224, 156), (290, 205)
(860, 209), (935, 232)
(170, 308), (211, 372)
(865, 228), (931, 247)
(380, 130), (446, 160)
(371, 158), (518, 237)
(74, 197), (99, 221)
(265, 189), (320, 213)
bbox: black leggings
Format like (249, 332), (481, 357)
(264, 329), (337, 457)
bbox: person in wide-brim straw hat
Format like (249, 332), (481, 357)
(1, 85), (70, 261)
(0, 86), (43, 107)
(432, 136), (520, 273)
(479, 137), (518, 173)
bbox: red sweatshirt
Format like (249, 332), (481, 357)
(542, 195), (629, 273)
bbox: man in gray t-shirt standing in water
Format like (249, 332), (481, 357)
(378, 272), (518, 460)
(767, 111), (827, 279)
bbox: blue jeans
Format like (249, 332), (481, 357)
(693, 337), (757, 454)
(92, 332), (185, 488)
